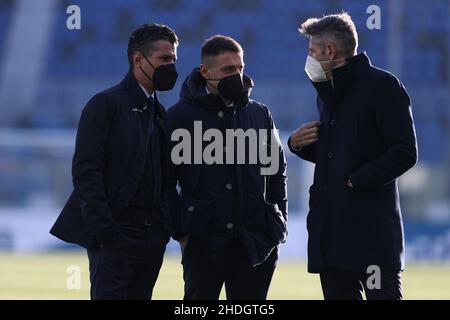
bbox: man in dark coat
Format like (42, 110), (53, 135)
(49, 23), (179, 300)
(288, 13), (418, 300)
(167, 35), (288, 300)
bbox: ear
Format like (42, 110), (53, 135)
(326, 43), (338, 59)
(200, 64), (209, 79)
(133, 52), (144, 69)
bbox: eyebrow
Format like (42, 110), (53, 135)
(159, 53), (177, 61)
(221, 64), (244, 70)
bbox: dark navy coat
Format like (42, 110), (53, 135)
(289, 52), (418, 273)
(50, 72), (170, 248)
(167, 69), (288, 266)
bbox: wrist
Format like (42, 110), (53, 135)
(290, 139), (302, 152)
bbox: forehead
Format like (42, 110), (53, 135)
(211, 51), (243, 67)
(151, 40), (177, 55)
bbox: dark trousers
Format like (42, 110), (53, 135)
(319, 268), (403, 300)
(182, 238), (278, 300)
(86, 222), (169, 300)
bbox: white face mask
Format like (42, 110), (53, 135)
(304, 55), (345, 82)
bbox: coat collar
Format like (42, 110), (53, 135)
(180, 68), (254, 112)
(312, 52), (372, 107)
(122, 71), (165, 118)
(332, 51), (371, 86)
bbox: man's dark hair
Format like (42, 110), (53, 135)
(201, 35), (243, 66)
(299, 12), (358, 57)
(127, 23), (178, 67)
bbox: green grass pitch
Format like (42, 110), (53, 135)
(0, 252), (449, 300)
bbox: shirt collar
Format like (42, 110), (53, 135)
(138, 82), (154, 99)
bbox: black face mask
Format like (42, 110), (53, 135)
(140, 54), (178, 91)
(207, 73), (244, 102)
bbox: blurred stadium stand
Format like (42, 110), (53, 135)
(0, 0), (449, 260)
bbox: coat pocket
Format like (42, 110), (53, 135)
(264, 201), (287, 246)
(245, 192), (287, 246)
(181, 197), (216, 236)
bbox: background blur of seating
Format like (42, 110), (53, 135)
(0, 0), (449, 261)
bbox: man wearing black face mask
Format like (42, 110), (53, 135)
(167, 35), (288, 300)
(49, 23), (178, 299)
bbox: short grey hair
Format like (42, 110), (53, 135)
(299, 12), (358, 57)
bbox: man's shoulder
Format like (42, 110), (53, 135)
(84, 76), (133, 110)
(167, 99), (187, 116)
(167, 98), (203, 117)
(80, 80), (128, 117)
(166, 100), (196, 130)
(248, 98), (267, 108)
(366, 64), (403, 87)
(364, 64), (410, 104)
(98, 79), (128, 101)
(247, 99), (271, 117)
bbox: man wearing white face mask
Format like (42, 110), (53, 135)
(288, 13), (418, 300)
(304, 55), (346, 83)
